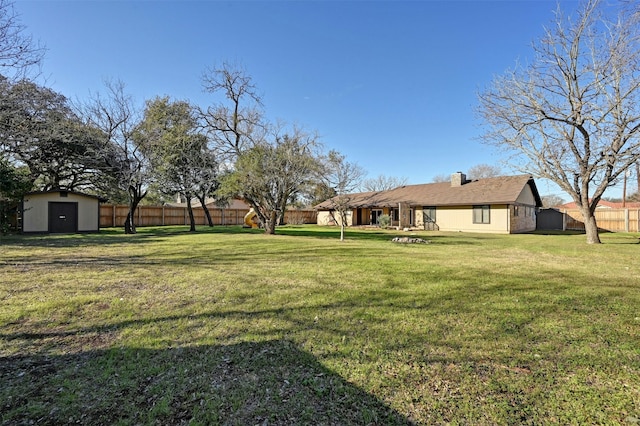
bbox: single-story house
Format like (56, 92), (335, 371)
(22, 189), (107, 234)
(315, 172), (542, 234)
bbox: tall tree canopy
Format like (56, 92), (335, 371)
(0, 77), (101, 191)
(478, 0), (640, 243)
(220, 129), (321, 235)
(81, 80), (148, 234)
(136, 97), (219, 232)
(201, 62), (327, 234)
(200, 61), (265, 160)
(0, 0), (44, 78)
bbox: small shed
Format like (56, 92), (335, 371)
(22, 190), (106, 234)
(536, 208), (566, 231)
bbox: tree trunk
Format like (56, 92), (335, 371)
(264, 210), (277, 235)
(124, 211), (135, 234)
(202, 204), (213, 227)
(278, 197), (288, 225)
(196, 194), (214, 227)
(339, 209), (348, 241)
(582, 207), (601, 244)
(125, 184), (147, 234)
(125, 197), (141, 234)
(186, 197), (196, 232)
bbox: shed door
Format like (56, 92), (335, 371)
(49, 202), (78, 233)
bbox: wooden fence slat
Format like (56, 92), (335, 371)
(100, 205), (317, 228)
(561, 208), (640, 233)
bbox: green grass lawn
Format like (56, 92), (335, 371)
(1, 225), (639, 425)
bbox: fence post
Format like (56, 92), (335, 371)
(625, 208), (629, 233)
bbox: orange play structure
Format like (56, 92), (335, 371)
(243, 208), (259, 228)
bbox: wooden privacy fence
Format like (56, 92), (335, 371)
(100, 204), (317, 228)
(562, 208), (640, 233)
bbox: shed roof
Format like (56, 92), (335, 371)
(315, 175), (541, 210)
(25, 189), (108, 202)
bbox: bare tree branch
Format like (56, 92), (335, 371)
(478, 0), (640, 243)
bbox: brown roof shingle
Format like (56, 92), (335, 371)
(315, 175), (541, 209)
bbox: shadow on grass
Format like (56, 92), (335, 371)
(5, 224), (638, 251)
(0, 339), (412, 425)
(0, 226), (266, 248)
(0, 230), (167, 248)
(1, 225), (506, 250)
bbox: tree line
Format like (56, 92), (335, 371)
(3, 0), (640, 244)
(0, 64), (363, 235)
(0, 0), (364, 235)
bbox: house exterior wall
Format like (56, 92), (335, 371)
(510, 186), (538, 233)
(317, 210), (354, 226)
(23, 192), (100, 233)
(516, 185), (537, 205)
(320, 205), (513, 233)
(428, 205), (511, 233)
(509, 205), (537, 233)
(415, 207), (425, 228)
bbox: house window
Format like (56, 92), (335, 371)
(423, 206), (436, 223)
(392, 208), (399, 221)
(473, 205), (490, 224)
(514, 205), (519, 216)
(372, 209), (383, 225)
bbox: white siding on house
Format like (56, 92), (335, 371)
(431, 205), (511, 233)
(516, 186), (537, 205)
(316, 210), (354, 226)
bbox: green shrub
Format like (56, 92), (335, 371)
(377, 214), (391, 227)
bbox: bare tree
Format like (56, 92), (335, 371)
(541, 194), (565, 208)
(199, 61), (266, 160)
(0, 0), (44, 78)
(321, 150), (366, 241)
(220, 128), (321, 235)
(80, 80), (147, 234)
(478, 0), (640, 243)
(360, 174), (407, 192)
(467, 163), (502, 180)
(200, 63), (326, 233)
(431, 174), (450, 183)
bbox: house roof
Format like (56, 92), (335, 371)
(315, 174), (542, 210)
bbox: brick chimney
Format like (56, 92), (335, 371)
(451, 172), (467, 187)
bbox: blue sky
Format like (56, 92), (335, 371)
(15, 0), (610, 201)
